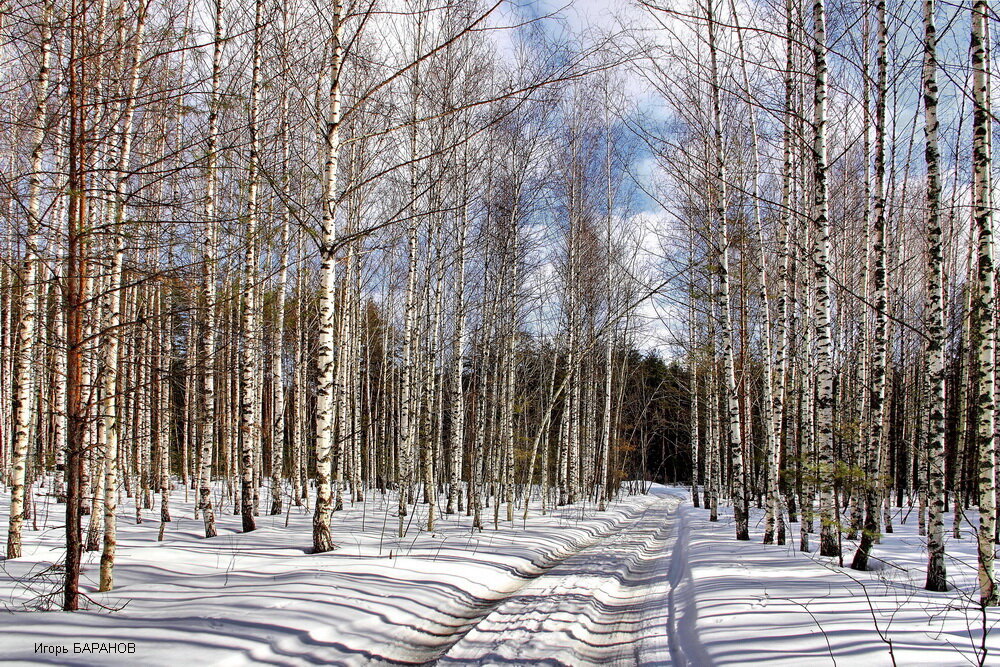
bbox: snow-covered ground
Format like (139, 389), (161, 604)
(0, 481), (688, 665)
(0, 481), (997, 665)
(685, 498), (1000, 666)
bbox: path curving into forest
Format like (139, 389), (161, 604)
(428, 490), (705, 666)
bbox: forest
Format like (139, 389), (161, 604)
(2, 0), (1000, 663)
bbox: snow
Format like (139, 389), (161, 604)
(438, 489), (682, 664)
(0, 481), (998, 665)
(0, 482), (679, 664)
(685, 500), (1000, 666)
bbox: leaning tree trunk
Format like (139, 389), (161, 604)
(6, 0), (51, 560)
(99, 0), (149, 580)
(707, 0), (747, 540)
(731, 0), (779, 544)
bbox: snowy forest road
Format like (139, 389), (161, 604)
(428, 491), (708, 666)
(0, 488), (707, 666)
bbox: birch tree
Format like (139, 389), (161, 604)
(6, 0), (52, 560)
(706, 0), (748, 541)
(970, 0), (997, 607)
(313, 0), (345, 554)
(922, 0), (947, 593)
(811, 0), (839, 559)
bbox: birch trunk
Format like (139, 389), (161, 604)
(852, 0), (889, 572)
(271, 20), (292, 516)
(971, 0), (997, 606)
(811, 0), (839, 559)
(708, 275), (720, 522)
(6, 0), (51, 559)
(238, 0), (265, 533)
(158, 292), (172, 535)
(772, 0), (795, 541)
(731, 0), (779, 544)
(446, 181), (469, 515)
(707, 0), (747, 540)
(690, 284), (700, 509)
(98, 241), (123, 591)
(197, 0), (223, 540)
(922, 0), (947, 593)
(313, 0), (345, 553)
(955, 231), (976, 539)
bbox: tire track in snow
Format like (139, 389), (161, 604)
(428, 494), (701, 665)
